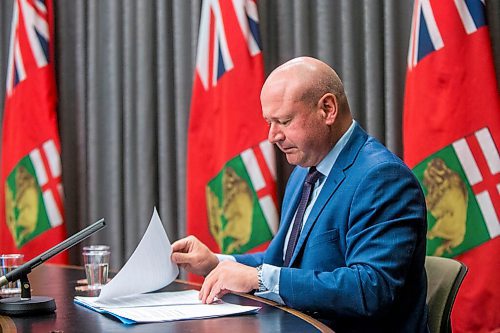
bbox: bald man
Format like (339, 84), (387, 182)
(172, 57), (428, 333)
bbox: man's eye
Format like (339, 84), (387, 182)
(280, 119), (291, 126)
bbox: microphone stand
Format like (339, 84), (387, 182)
(0, 219), (106, 316)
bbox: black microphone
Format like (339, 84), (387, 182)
(0, 218), (106, 315)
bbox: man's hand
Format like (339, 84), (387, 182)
(171, 236), (219, 276)
(199, 261), (259, 304)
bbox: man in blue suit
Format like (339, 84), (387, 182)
(173, 57), (428, 332)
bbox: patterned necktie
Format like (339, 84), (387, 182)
(284, 167), (322, 266)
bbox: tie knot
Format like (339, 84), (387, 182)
(305, 167), (322, 185)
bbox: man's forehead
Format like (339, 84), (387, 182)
(261, 92), (303, 120)
(262, 74), (303, 103)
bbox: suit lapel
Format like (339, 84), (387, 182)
(288, 124), (369, 266)
(266, 168), (307, 265)
(288, 168), (345, 266)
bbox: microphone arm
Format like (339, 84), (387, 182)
(0, 218), (106, 287)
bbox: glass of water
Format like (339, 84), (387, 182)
(0, 254), (24, 295)
(82, 246), (110, 290)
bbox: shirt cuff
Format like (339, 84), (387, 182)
(255, 264), (284, 305)
(215, 253), (236, 262)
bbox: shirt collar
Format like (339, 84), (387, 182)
(313, 120), (356, 177)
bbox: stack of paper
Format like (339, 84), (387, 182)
(75, 290), (259, 324)
(74, 208), (259, 324)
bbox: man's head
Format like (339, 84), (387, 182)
(261, 57), (352, 167)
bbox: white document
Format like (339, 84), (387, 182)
(75, 290), (259, 324)
(96, 207), (179, 302)
(75, 290), (202, 309)
(104, 301), (259, 323)
(74, 208), (260, 324)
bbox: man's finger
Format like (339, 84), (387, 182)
(171, 238), (189, 252)
(206, 282), (222, 304)
(200, 280), (211, 303)
(199, 277), (208, 301)
(200, 274), (216, 303)
(198, 276), (206, 300)
(171, 252), (193, 264)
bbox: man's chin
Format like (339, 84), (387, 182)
(285, 153), (301, 166)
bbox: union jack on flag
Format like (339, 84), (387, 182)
(407, 0), (486, 69)
(6, 0), (50, 96)
(196, 0), (262, 90)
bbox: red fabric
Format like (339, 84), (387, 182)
(187, 0), (273, 282)
(0, 0), (67, 263)
(454, 238), (500, 333)
(403, 1), (500, 332)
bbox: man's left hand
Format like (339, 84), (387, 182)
(199, 261), (259, 304)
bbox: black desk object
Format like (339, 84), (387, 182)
(0, 264), (333, 332)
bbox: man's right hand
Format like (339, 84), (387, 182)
(171, 235), (219, 277)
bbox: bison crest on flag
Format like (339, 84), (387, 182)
(206, 140), (277, 254)
(412, 127), (500, 257)
(4, 139), (63, 247)
(423, 158), (468, 256)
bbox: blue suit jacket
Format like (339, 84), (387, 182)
(235, 124), (429, 333)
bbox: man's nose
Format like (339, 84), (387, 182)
(268, 123), (284, 143)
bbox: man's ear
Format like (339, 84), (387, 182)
(319, 93), (338, 125)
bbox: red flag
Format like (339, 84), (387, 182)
(403, 0), (499, 332)
(0, 0), (67, 264)
(187, 0), (278, 281)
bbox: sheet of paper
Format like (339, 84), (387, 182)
(96, 208), (179, 302)
(75, 290), (202, 308)
(103, 302), (260, 323)
(75, 288), (260, 324)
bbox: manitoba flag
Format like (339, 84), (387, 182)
(0, 0), (67, 263)
(403, 0), (500, 331)
(187, 0), (278, 278)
